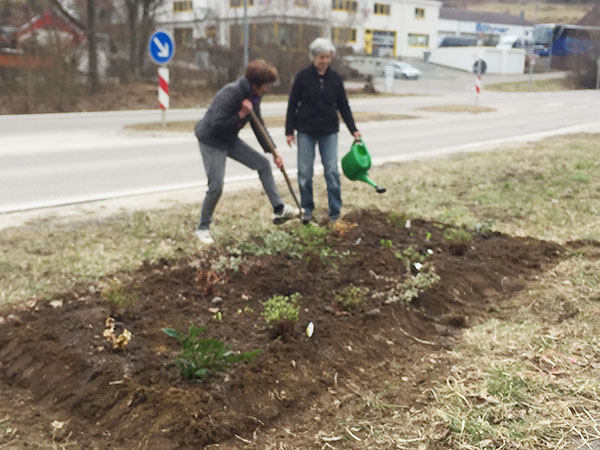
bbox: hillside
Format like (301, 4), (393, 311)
(442, 0), (595, 23)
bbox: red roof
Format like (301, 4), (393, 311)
(16, 9), (84, 43)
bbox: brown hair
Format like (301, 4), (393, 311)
(245, 59), (278, 87)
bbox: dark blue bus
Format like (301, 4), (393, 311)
(533, 23), (600, 57)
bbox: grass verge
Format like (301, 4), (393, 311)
(485, 78), (572, 93)
(417, 105), (496, 114)
(124, 111), (419, 132)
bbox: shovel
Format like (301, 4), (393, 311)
(248, 110), (302, 216)
(341, 139), (386, 194)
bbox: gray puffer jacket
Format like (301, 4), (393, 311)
(195, 76), (275, 152)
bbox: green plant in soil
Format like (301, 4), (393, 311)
(261, 293), (301, 328)
(162, 325), (260, 381)
(100, 278), (138, 308)
(394, 246), (426, 272)
(444, 227), (472, 244)
(295, 225), (334, 261)
(380, 239), (393, 248)
(397, 269), (441, 303)
(334, 285), (370, 310)
(236, 229), (303, 259)
(387, 211), (408, 228)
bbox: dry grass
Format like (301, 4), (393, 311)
(486, 78), (572, 93)
(454, 1), (593, 24)
(124, 111), (419, 132)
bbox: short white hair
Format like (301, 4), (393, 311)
(309, 38), (336, 60)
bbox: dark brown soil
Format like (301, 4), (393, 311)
(0, 210), (563, 449)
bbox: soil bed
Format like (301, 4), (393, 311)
(0, 210), (563, 449)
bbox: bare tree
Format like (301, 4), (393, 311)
(48, 0), (99, 92)
(120, 0), (163, 80)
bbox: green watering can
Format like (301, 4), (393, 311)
(341, 139), (386, 194)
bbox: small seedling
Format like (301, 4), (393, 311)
(380, 239), (393, 248)
(162, 324), (260, 381)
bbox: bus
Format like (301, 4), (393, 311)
(533, 23), (600, 67)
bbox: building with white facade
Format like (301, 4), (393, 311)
(157, 0), (442, 60)
(438, 7), (534, 47)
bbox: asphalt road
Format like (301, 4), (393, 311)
(1, 78), (599, 214)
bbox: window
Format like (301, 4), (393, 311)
(294, 0), (308, 6)
(373, 3), (390, 15)
(332, 27), (357, 43)
(174, 27), (193, 48)
(173, 0), (192, 13)
(331, 0), (357, 12)
(205, 25), (216, 39)
(230, 0), (253, 7)
(415, 8), (425, 19)
(408, 33), (429, 47)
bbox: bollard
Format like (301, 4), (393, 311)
(158, 67), (169, 127)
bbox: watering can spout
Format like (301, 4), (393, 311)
(341, 139), (386, 194)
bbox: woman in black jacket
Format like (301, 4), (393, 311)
(194, 59), (299, 245)
(285, 38), (361, 224)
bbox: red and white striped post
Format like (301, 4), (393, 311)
(474, 59), (483, 106)
(158, 67), (169, 127)
(475, 74), (482, 105)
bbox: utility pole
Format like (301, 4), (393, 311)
(243, 0), (249, 69)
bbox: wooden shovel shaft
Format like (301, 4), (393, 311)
(248, 110), (302, 214)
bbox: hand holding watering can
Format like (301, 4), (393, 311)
(341, 138), (386, 194)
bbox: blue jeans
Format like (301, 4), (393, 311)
(297, 132), (341, 220)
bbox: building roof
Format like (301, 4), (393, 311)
(440, 6), (534, 27)
(577, 4), (600, 27)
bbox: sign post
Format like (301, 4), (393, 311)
(148, 30), (175, 127)
(596, 57), (600, 90)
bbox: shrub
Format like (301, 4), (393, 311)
(162, 325), (260, 381)
(444, 228), (472, 244)
(261, 293), (301, 326)
(397, 271), (441, 303)
(334, 285), (370, 310)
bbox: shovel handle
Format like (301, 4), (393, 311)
(248, 110), (302, 214)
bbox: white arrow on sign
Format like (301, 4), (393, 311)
(153, 37), (170, 58)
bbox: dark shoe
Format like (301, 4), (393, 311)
(301, 213), (313, 225)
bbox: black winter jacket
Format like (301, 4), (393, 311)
(285, 64), (357, 136)
(195, 77), (275, 152)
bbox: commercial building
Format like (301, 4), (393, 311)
(438, 7), (534, 47)
(157, 0), (442, 59)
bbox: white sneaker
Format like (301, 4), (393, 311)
(195, 229), (214, 245)
(273, 204), (300, 225)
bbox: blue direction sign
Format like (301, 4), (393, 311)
(148, 30), (175, 65)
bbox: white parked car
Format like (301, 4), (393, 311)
(386, 61), (421, 80)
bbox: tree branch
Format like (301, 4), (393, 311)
(48, 0), (87, 32)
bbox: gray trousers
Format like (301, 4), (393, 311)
(198, 139), (283, 230)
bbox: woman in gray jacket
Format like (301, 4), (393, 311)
(194, 59), (299, 245)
